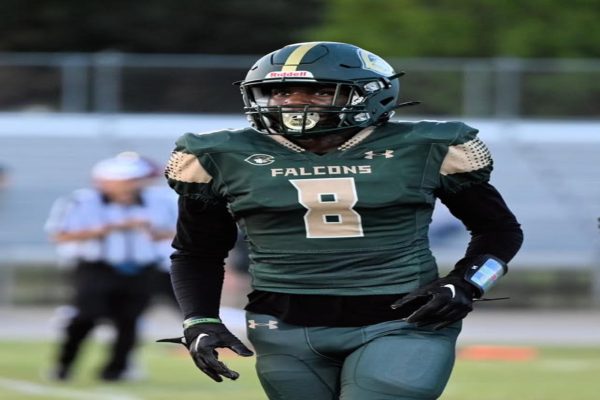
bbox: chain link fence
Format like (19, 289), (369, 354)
(1, 52), (599, 118)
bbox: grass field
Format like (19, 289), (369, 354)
(0, 341), (599, 400)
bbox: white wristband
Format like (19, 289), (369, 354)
(464, 256), (507, 297)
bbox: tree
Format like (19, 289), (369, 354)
(0, 0), (324, 53)
(308, 0), (600, 58)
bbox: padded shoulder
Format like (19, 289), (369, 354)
(165, 128), (253, 200)
(397, 120), (479, 145)
(174, 128), (255, 156)
(432, 121), (493, 193)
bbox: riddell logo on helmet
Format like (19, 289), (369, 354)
(266, 71), (314, 78)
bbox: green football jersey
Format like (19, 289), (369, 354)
(166, 121), (492, 295)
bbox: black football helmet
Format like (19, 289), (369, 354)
(238, 42), (403, 137)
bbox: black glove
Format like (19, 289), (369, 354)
(158, 322), (254, 382)
(390, 276), (476, 330)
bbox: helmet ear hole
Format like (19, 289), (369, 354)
(380, 97), (395, 106)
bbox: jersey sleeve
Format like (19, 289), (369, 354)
(438, 123), (493, 194)
(165, 133), (222, 203)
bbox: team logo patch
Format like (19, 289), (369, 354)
(248, 320), (279, 329)
(357, 49), (395, 75)
(364, 150), (394, 159)
(245, 154), (275, 166)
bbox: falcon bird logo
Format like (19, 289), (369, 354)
(245, 154), (275, 166)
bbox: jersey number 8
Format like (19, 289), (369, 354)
(290, 178), (364, 239)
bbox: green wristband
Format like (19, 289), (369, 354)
(183, 317), (222, 329)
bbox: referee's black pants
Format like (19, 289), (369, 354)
(57, 261), (155, 380)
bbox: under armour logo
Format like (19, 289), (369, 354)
(248, 320), (279, 329)
(364, 150), (394, 159)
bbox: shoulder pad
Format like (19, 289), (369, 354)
(166, 129), (244, 185)
(415, 120), (478, 144)
(166, 129), (252, 199)
(383, 120), (478, 145)
(175, 128), (252, 155)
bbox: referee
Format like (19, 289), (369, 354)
(45, 153), (177, 381)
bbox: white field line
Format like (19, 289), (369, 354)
(0, 377), (142, 400)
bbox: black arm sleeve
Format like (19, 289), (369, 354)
(436, 182), (523, 264)
(170, 196), (238, 319)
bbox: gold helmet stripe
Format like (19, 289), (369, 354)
(281, 42), (321, 72)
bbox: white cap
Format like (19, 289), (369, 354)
(91, 153), (156, 181)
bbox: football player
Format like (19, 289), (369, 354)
(160, 42), (523, 399)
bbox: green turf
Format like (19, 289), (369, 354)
(0, 341), (599, 399)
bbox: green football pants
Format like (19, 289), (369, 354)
(246, 312), (461, 400)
